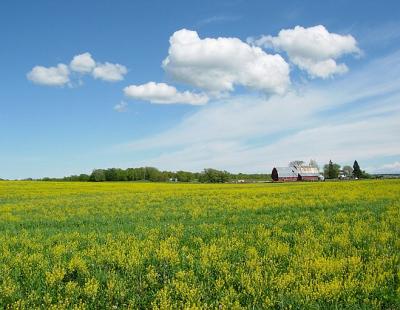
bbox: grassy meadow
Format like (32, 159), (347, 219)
(0, 180), (399, 309)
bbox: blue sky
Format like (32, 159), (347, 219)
(1, 0), (400, 179)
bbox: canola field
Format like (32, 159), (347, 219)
(0, 180), (399, 309)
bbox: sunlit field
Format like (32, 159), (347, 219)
(0, 180), (399, 309)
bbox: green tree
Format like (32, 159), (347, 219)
(200, 168), (230, 183)
(176, 171), (192, 182)
(353, 160), (362, 178)
(90, 169), (106, 182)
(324, 160), (340, 179)
(104, 168), (119, 181)
(362, 171), (372, 179)
(116, 169), (127, 181)
(78, 174), (90, 182)
(145, 167), (162, 182)
(126, 168), (135, 181)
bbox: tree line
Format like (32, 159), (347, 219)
(39, 167), (271, 183)
(16, 160), (374, 183)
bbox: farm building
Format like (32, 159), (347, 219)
(272, 164), (322, 182)
(271, 167), (298, 182)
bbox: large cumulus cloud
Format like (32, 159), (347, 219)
(162, 29), (290, 95)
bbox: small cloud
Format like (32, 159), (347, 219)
(70, 52), (96, 73)
(249, 25), (361, 78)
(114, 101), (128, 112)
(197, 15), (241, 26)
(27, 53), (128, 87)
(27, 63), (70, 86)
(93, 62), (127, 82)
(124, 82), (209, 105)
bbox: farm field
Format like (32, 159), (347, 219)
(0, 180), (399, 309)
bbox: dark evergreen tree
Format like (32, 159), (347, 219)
(271, 168), (278, 181)
(353, 160), (362, 178)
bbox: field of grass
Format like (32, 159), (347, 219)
(0, 180), (399, 309)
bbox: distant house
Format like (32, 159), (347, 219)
(338, 170), (346, 179)
(272, 164), (322, 182)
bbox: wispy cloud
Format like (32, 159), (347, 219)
(114, 101), (128, 112)
(367, 161), (400, 174)
(116, 50), (400, 172)
(196, 14), (241, 27)
(356, 20), (400, 49)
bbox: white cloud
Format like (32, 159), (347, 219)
(250, 25), (360, 78)
(376, 162), (400, 173)
(114, 101), (128, 112)
(27, 64), (70, 86)
(124, 82), (209, 105)
(381, 161), (400, 170)
(93, 62), (127, 82)
(162, 29), (290, 95)
(28, 53), (128, 86)
(70, 52), (96, 73)
(197, 15), (241, 26)
(117, 51), (400, 173)
(367, 161), (400, 174)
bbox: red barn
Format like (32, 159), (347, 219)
(271, 167), (298, 181)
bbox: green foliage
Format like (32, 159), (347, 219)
(362, 171), (373, 179)
(40, 167), (271, 183)
(90, 169), (106, 182)
(199, 168), (230, 183)
(324, 160), (340, 179)
(176, 170), (195, 182)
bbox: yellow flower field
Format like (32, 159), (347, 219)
(0, 180), (399, 309)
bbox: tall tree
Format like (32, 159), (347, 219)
(126, 168), (135, 181)
(324, 160), (340, 179)
(353, 160), (362, 178)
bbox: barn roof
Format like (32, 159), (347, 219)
(274, 165), (321, 178)
(300, 172), (321, 177)
(275, 167), (298, 178)
(296, 166), (320, 177)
